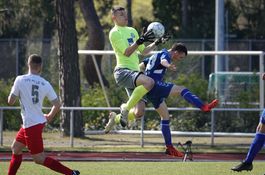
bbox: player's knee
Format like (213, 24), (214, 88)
(135, 111), (144, 118)
(171, 85), (186, 96)
(145, 77), (154, 90)
(257, 123), (265, 133)
(11, 145), (22, 155)
(33, 155), (45, 165)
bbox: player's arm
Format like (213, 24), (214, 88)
(134, 28), (157, 56)
(124, 42), (141, 57)
(44, 98), (61, 123)
(161, 59), (176, 71)
(8, 77), (19, 105)
(139, 62), (146, 72)
(124, 29), (156, 57)
(141, 42), (157, 56)
(8, 94), (17, 105)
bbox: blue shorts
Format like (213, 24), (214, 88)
(260, 109), (265, 124)
(147, 81), (174, 109)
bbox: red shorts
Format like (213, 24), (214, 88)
(15, 123), (45, 154)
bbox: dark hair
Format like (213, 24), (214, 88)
(28, 54), (42, 65)
(171, 43), (188, 56)
(111, 6), (125, 14)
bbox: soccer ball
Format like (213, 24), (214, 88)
(147, 22), (165, 38)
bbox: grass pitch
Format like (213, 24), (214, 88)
(0, 161), (264, 175)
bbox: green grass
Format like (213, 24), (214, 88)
(0, 161), (264, 175)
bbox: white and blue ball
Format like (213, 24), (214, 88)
(147, 22), (165, 38)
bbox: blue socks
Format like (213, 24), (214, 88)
(181, 88), (204, 108)
(161, 120), (172, 146)
(245, 133), (265, 163)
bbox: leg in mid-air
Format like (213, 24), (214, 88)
(32, 153), (80, 175)
(104, 101), (146, 133)
(155, 101), (184, 157)
(169, 85), (218, 112)
(119, 74), (154, 127)
(231, 110), (265, 172)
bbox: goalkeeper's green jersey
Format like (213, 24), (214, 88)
(109, 25), (145, 71)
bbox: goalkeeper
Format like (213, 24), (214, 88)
(109, 6), (161, 127)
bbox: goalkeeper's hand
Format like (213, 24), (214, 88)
(154, 33), (171, 46)
(136, 28), (156, 45)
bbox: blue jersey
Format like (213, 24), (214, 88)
(143, 48), (171, 82)
(142, 49), (174, 109)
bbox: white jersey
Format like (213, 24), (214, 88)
(10, 73), (58, 128)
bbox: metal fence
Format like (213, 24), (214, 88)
(0, 106), (262, 148)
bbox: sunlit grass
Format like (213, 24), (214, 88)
(0, 161), (264, 175)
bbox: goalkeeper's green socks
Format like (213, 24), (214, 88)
(114, 110), (136, 124)
(124, 85), (149, 110)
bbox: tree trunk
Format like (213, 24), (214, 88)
(181, 0), (188, 37)
(79, 0), (109, 87)
(41, 0), (55, 60)
(56, 0), (83, 137)
(127, 0), (133, 27)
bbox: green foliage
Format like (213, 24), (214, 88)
(0, 0), (43, 38)
(0, 79), (22, 130)
(236, 0), (265, 39)
(81, 82), (127, 130)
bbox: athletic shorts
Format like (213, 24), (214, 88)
(260, 110), (265, 124)
(147, 81), (174, 109)
(15, 123), (45, 154)
(114, 68), (146, 99)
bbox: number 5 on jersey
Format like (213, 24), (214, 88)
(32, 85), (39, 104)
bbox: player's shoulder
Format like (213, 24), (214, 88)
(159, 48), (170, 57)
(126, 26), (137, 31)
(109, 26), (120, 40)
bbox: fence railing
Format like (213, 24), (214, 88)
(0, 106), (261, 148)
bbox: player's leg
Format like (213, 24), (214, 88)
(120, 74), (154, 126)
(155, 101), (183, 157)
(169, 85), (218, 112)
(8, 139), (25, 175)
(104, 101), (145, 133)
(26, 123), (79, 175)
(114, 69), (153, 126)
(231, 110), (265, 172)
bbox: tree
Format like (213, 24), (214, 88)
(237, 0), (265, 39)
(127, 0), (133, 26)
(56, 0), (83, 137)
(79, 0), (109, 87)
(152, 0), (215, 38)
(0, 1), (43, 76)
(40, 0), (56, 60)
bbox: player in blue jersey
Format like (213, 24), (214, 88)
(231, 74), (265, 172)
(105, 43), (218, 157)
(139, 43), (218, 157)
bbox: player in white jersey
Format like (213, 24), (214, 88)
(7, 54), (80, 175)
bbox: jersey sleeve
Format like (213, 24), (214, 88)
(10, 77), (20, 97)
(160, 51), (171, 64)
(46, 82), (58, 102)
(109, 30), (127, 55)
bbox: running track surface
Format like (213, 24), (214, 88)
(1, 152), (265, 162)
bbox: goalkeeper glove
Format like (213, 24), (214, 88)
(154, 33), (171, 45)
(136, 28), (156, 45)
